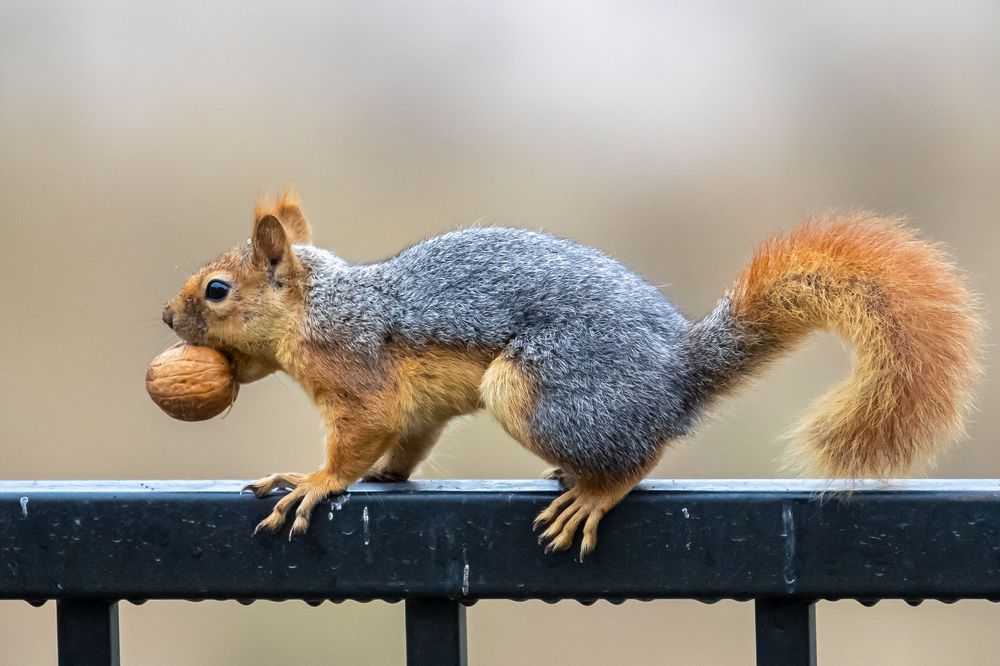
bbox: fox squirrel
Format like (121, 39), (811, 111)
(162, 190), (981, 558)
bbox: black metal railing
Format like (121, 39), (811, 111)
(3, 479), (1000, 665)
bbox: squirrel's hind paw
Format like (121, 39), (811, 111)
(534, 487), (612, 561)
(534, 475), (639, 560)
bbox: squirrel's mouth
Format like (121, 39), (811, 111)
(175, 327), (206, 346)
(165, 309), (208, 346)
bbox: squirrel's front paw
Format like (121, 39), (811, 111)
(247, 471), (345, 540)
(242, 472), (308, 498)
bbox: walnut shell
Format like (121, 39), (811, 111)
(146, 343), (239, 421)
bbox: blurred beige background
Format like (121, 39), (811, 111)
(1, 1), (998, 663)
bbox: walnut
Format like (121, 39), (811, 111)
(146, 343), (239, 421)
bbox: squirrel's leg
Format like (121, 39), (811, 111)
(482, 353), (663, 558)
(250, 409), (400, 538)
(363, 423), (445, 482)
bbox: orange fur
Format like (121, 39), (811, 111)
(168, 236), (304, 358)
(282, 341), (492, 434)
(395, 346), (494, 426)
(276, 339), (496, 486)
(728, 213), (982, 478)
(363, 345), (494, 480)
(480, 357), (538, 450)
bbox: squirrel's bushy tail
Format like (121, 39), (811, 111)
(689, 213), (981, 478)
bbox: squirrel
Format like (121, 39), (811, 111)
(162, 190), (981, 558)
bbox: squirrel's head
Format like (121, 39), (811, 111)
(162, 190), (312, 358)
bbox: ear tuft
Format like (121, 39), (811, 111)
(253, 193), (274, 227)
(252, 214), (288, 266)
(276, 187), (312, 245)
(254, 188), (312, 246)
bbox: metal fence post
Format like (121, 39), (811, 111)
(56, 599), (121, 666)
(405, 599), (468, 666)
(754, 598), (816, 666)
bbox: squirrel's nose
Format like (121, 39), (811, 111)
(162, 308), (174, 329)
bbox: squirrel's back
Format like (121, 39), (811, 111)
(296, 225), (691, 353)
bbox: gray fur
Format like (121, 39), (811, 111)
(295, 226), (739, 479)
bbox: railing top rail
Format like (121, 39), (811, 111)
(2, 478), (999, 493)
(2, 479), (999, 604)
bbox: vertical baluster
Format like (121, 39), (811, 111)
(405, 599), (468, 666)
(754, 598), (816, 666)
(57, 599), (121, 666)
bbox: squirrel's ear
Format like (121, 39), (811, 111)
(252, 214), (289, 266)
(276, 190), (312, 245)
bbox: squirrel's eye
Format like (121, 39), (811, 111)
(205, 279), (231, 302)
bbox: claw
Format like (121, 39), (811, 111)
(533, 485), (624, 559)
(254, 511), (284, 535)
(289, 515), (310, 540)
(242, 481), (270, 499)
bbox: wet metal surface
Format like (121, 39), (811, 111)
(2, 479), (1000, 602)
